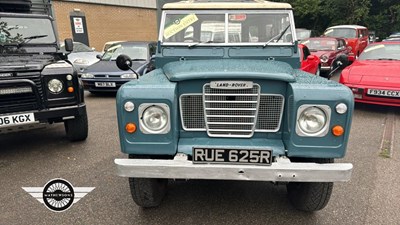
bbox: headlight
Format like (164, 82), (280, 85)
(296, 105), (331, 137)
(81, 73), (94, 79)
(320, 55), (329, 63)
(139, 104), (170, 134)
(121, 73), (137, 79)
(73, 58), (90, 65)
(48, 79), (63, 94)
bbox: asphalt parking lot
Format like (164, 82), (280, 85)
(0, 73), (399, 225)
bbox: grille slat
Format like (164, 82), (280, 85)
(0, 74), (42, 114)
(180, 83), (284, 137)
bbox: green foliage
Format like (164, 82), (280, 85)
(276, 0), (399, 39)
(0, 21), (23, 44)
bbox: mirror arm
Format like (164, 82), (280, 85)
(126, 62), (140, 79)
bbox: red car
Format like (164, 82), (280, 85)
(301, 37), (351, 75)
(339, 42), (400, 107)
(298, 44), (320, 75)
(323, 25), (369, 62)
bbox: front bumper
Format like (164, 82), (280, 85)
(115, 156), (353, 182)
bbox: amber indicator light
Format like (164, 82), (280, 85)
(332, 125), (344, 136)
(125, 123), (137, 134)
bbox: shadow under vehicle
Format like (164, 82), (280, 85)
(0, 0), (88, 141)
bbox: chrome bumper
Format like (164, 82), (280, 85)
(321, 66), (331, 71)
(115, 156), (353, 182)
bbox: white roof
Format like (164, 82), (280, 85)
(326, 25), (367, 30)
(163, 0), (292, 9)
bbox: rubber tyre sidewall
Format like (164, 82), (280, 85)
(64, 109), (89, 142)
(129, 177), (168, 208)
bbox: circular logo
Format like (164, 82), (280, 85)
(42, 179), (75, 212)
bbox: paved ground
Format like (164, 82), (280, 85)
(0, 73), (399, 225)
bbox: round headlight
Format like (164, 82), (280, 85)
(124, 101), (135, 112)
(48, 79), (63, 94)
(298, 107), (327, 134)
(142, 106), (168, 132)
(320, 55), (329, 63)
(336, 103), (348, 114)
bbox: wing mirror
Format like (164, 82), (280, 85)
(116, 54), (140, 78)
(307, 55), (316, 60)
(64, 38), (74, 52)
(96, 54), (102, 59)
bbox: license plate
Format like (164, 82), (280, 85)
(193, 148), (272, 165)
(367, 89), (400, 98)
(0, 113), (35, 128)
(95, 82), (116, 88)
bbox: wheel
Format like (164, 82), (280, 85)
(129, 177), (168, 208)
(64, 110), (88, 142)
(286, 158), (334, 211)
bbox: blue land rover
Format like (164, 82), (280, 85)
(114, 0), (354, 212)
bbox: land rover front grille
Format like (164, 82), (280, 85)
(0, 75), (43, 114)
(180, 83), (284, 138)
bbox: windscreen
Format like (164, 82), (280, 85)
(301, 39), (338, 51)
(324, 28), (356, 39)
(102, 44), (148, 61)
(359, 44), (400, 60)
(0, 17), (56, 44)
(162, 11), (294, 45)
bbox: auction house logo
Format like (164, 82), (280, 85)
(22, 178), (95, 212)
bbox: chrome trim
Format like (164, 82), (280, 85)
(296, 104), (332, 137)
(179, 93), (285, 133)
(139, 103), (171, 134)
(203, 83), (261, 138)
(115, 156), (353, 182)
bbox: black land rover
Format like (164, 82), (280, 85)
(0, 0), (88, 141)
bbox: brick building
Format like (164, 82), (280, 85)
(52, 0), (157, 50)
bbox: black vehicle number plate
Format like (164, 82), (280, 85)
(193, 148), (272, 165)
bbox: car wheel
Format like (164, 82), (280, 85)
(129, 178), (168, 208)
(64, 110), (88, 142)
(286, 158), (334, 211)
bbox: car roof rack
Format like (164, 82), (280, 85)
(0, 0), (52, 16)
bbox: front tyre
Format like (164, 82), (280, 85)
(64, 110), (88, 142)
(129, 178), (168, 208)
(287, 181), (333, 212)
(286, 158), (334, 211)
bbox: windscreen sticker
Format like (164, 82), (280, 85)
(364, 44), (384, 52)
(164, 14), (198, 39)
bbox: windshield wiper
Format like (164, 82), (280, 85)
(131, 58), (147, 61)
(263, 24), (291, 48)
(17, 35), (48, 47)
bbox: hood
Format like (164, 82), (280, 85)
(84, 60), (146, 73)
(67, 51), (100, 65)
(0, 54), (56, 72)
(348, 60), (400, 86)
(311, 50), (333, 58)
(162, 59), (296, 82)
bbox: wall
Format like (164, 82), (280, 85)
(53, 0), (157, 50)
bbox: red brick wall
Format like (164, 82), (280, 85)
(53, 1), (157, 50)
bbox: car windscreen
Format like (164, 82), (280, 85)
(162, 11), (294, 45)
(301, 39), (337, 51)
(359, 44), (400, 60)
(0, 17), (56, 44)
(101, 44), (148, 61)
(296, 29), (311, 40)
(324, 28), (356, 39)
